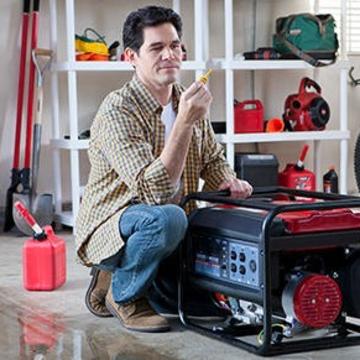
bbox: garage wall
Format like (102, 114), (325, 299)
(1, 0), (360, 210)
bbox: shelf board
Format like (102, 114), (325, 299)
(215, 130), (350, 143)
(52, 60), (206, 72)
(52, 59), (350, 72)
(208, 58), (350, 70)
(51, 138), (89, 150)
(51, 131), (349, 150)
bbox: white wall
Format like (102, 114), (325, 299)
(1, 0), (360, 209)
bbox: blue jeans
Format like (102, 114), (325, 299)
(99, 204), (188, 304)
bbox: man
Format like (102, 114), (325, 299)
(75, 5), (253, 333)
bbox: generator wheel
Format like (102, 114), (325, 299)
(355, 133), (360, 192)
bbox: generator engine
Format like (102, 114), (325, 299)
(281, 272), (342, 329)
(190, 226), (352, 330)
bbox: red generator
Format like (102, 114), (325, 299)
(178, 187), (360, 356)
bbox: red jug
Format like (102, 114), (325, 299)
(15, 201), (66, 291)
(234, 99), (264, 133)
(278, 145), (316, 192)
(23, 225), (66, 291)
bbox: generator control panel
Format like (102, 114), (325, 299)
(192, 233), (260, 289)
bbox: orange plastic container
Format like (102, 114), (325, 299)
(23, 225), (66, 291)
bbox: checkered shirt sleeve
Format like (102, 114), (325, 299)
(200, 117), (237, 191)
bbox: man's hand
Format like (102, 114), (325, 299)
(218, 178), (253, 199)
(160, 81), (212, 186)
(177, 81), (212, 126)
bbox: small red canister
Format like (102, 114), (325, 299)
(14, 201), (66, 291)
(278, 145), (316, 192)
(23, 225), (66, 291)
(234, 99), (264, 133)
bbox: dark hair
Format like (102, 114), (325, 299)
(122, 6), (183, 53)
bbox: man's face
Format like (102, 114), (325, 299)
(129, 23), (183, 87)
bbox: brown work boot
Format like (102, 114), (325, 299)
(105, 288), (170, 333)
(85, 268), (113, 318)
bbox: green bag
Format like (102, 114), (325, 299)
(273, 13), (339, 67)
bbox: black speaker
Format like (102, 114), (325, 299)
(235, 153), (279, 187)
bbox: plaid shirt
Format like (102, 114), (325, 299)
(75, 75), (236, 266)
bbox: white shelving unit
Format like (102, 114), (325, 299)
(49, 0), (349, 228)
(217, 0), (349, 196)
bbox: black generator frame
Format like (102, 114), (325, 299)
(178, 187), (360, 356)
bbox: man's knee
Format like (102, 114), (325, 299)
(121, 204), (188, 256)
(153, 204), (188, 254)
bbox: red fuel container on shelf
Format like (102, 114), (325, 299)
(15, 202), (66, 291)
(234, 99), (264, 133)
(278, 145), (316, 191)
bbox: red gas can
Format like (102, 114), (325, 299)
(23, 225), (66, 291)
(14, 201), (66, 291)
(279, 164), (316, 191)
(234, 99), (264, 133)
(278, 145), (316, 191)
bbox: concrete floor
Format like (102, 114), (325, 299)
(1, 229), (360, 359)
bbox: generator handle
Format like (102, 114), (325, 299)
(179, 187), (288, 211)
(179, 186), (355, 210)
(179, 189), (230, 208)
(179, 187), (280, 208)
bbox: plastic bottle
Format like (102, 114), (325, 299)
(323, 166), (339, 193)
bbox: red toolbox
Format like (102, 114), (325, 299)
(234, 99), (264, 133)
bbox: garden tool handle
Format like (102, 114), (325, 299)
(23, 0), (31, 12)
(33, 48), (53, 57)
(14, 201), (45, 237)
(32, 48), (53, 89)
(12, 0), (31, 170)
(31, 122), (41, 194)
(34, 87), (43, 125)
(24, 0), (41, 169)
(33, 0), (40, 11)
